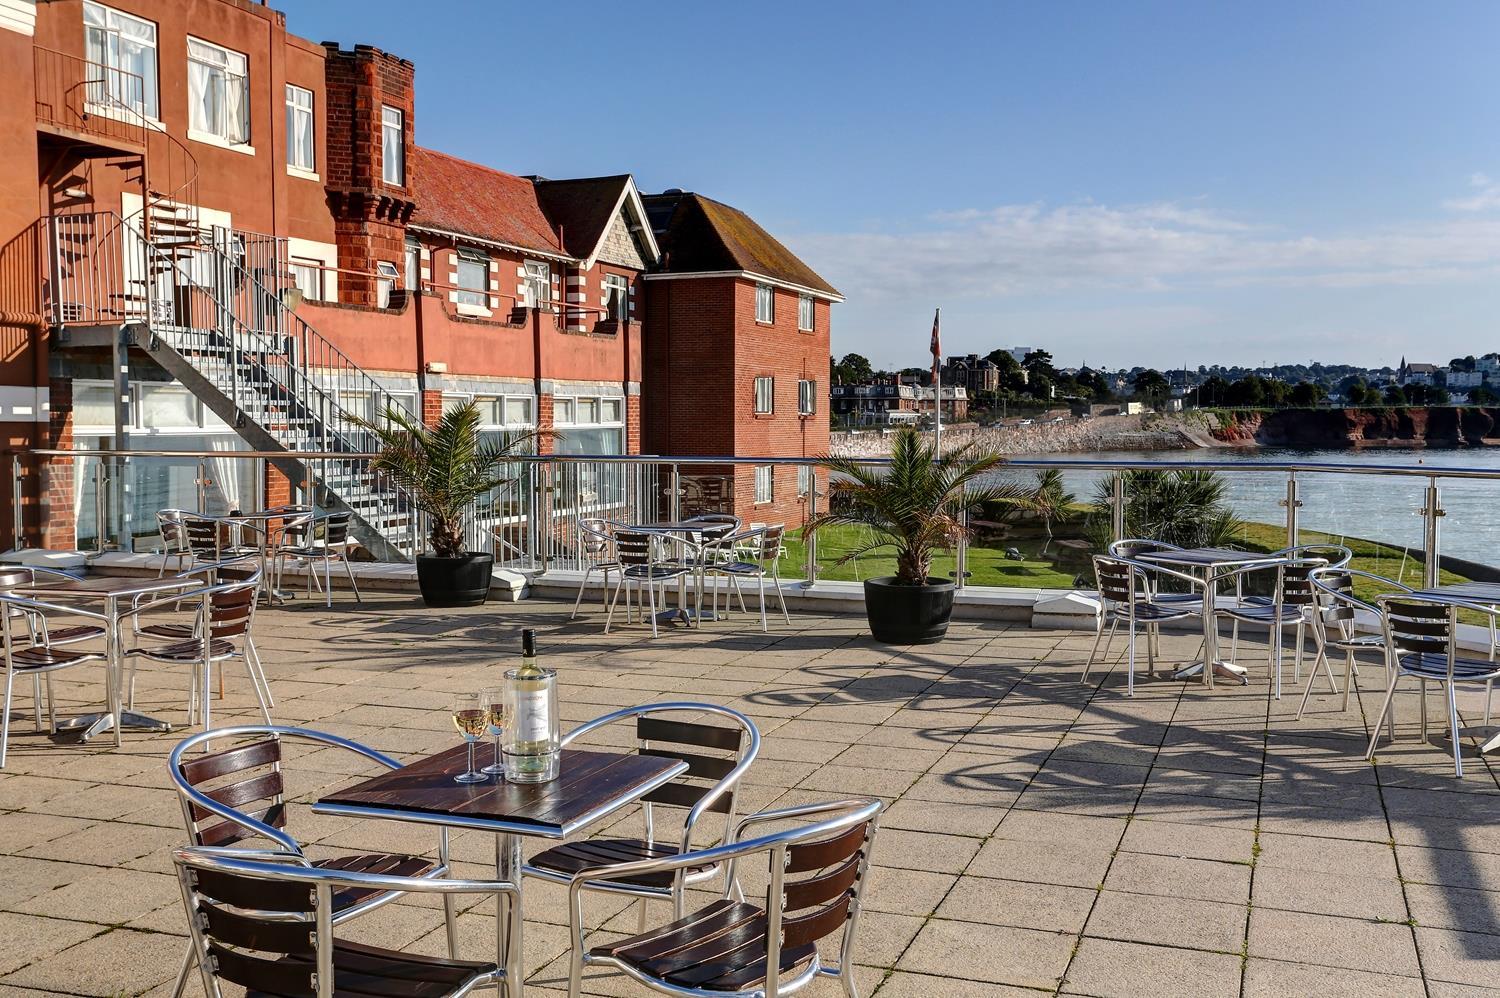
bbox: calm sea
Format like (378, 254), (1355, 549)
(992, 448), (1500, 569)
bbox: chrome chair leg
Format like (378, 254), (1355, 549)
(603, 574), (626, 634)
(170, 941), (195, 998)
(1366, 673), (1402, 760)
(1446, 680), (1464, 777)
(1, 666), (15, 768)
(1420, 678), (1429, 741)
(343, 556), (362, 603)
(570, 566), (593, 619)
(31, 675), (42, 732)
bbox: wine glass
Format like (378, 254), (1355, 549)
(451, 692), (488, 784)
(481, 686), (507, 777)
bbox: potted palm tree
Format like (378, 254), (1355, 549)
(357, 401), (541, 607)
(810, 427), (1018, 644)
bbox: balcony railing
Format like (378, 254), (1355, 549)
(8, 449), (1499, 601)
(33, 46), (147, 149)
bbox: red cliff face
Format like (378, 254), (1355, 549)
(1211, 408), (1500, 448)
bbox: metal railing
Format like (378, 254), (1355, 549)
(11, 449), (1499, 598)
(33, 45), (146, 148)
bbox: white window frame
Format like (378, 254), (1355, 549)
(754, 465), (773, 505)
(797, 465), (813, 497)
(382, 105), (405, 186)
(798, 379), (816, 416)
(375, 260), (400, 308)
(798, 294), (814, 331)
(285, 84), (315, 173)
(455, 249), (489, 307)
(84, 2), (159, 121)
(187, 36), (250, 147)
(602, 273), (629, 322)
(754, 376), (774, 414)
(289, 257), (322, 302)
(755, 283), (774, 323)
(524, 260), (551, 307)
(404, 236), (421, 293)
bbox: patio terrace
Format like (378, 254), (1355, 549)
(1, 595), (1498, 996)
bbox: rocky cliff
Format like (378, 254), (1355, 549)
(1210, 407), (1500, 448)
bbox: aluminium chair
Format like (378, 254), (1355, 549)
(1212, 557), (1331, 699)
(606, 528), (692, 637)
(570, 516), (621, 620)
(1084, 555), (1202, 696)
(564, 797), (882, 998)
(1296, 566), (1411, 719)
(525, 704), (760, 930)
(0, 590), (108, 768)
(155, 511), (194, 578)
(275, 511), (361, 607)
(1365, 595), (1500, 777)
(705, 524), (791, 631)
(167, 725), (466, 998)
(173, 846), (513, 998)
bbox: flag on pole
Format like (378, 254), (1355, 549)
(929, 308), (942, 382)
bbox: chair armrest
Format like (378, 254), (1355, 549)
(173, 847), (517, 897)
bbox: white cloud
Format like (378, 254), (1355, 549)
(795, 187), (1500, 303)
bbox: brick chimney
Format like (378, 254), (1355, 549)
(322, 43), (416, 306)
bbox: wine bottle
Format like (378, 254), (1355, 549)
(503, 629), (560, 782)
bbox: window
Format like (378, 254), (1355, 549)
(187, 37), (249, 145)
(798, 465), (813, 497)
(602, 273), (629, 322)
(524, 261), (551, 307)
(754, 466), (773, 504)
(381, 105), (404, 186)
(754, 376), (774, 414)
(84, 3), (158, 119)
(404, 237), (420, 293)
(139, 383), (200, 427)
(554, 395), (625, 456)
(755, 284), (774, 323)
(455, 249), (488, 307)
(289, 257), (322, 301)
(375, 260), (399, 308)
(601, 397), (623, 422)
(798, 379), (816, 415)
(503, 396), (534, 426)
(285, 84), (314, 171)
(798, 294), (815, 331)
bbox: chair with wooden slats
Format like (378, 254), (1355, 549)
(564, 797), (882, 998)
(172, 845), (514, 998)
(525, 703), (761, 926)
(1297, 566), (1412, 719)
(0, 588), (109, 768)
(1366, 595), (1500, 777)
(122, 574), (269, 733)
(167, 725), (463, 998)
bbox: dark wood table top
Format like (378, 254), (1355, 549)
(314, 744), (688, 839)
(1412, 582), (1500, 603)
(15, 575), (196, 599)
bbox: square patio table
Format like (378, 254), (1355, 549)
(1407, 581), (1500, 755)
(1135, 547), (1289, 687)
(314, 744), (688, 997)
(15, 574), (198, 742)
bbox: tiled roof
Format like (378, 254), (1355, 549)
(643, 192), (839, 297)
(410, 147), (564, 256)
(532, 176), (631, 260)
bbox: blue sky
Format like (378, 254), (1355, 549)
(284, 0), (1500, 371)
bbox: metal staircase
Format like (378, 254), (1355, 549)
(59, 212), (423, 560)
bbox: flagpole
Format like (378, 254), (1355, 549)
(932, 307), (942, 454)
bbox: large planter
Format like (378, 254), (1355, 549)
(417, 552), (494, 607)
(862, 576), (956, 644)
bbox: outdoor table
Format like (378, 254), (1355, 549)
(218, 507), (311, 604)
(1135, 547), (1290, 687)
(618, 521), (729, 625)
(1408, 581), (1500, 755)
(313, 744), (688, 998)
(15, 574), (198, 743)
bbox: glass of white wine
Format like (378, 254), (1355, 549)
(451, 691), (488, 784)
(481, 686), (507, 777)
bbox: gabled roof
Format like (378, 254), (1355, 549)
(533, 176), (660, 267)
(410, 147), (566, 258)
(642, 191), (840, 300)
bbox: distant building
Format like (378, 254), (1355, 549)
(916, 385), (969, 422)
(830, 381), (918, 426)
(941, 354), (999, 394)
(1397, 358), (1439, 386)
(1446, 369), (1483, 389)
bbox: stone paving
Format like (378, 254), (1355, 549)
(2, 591), (1500, 996)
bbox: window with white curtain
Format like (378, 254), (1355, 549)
(602, 273), (629, 322)
(84, 2), (158, 119)
(756, 284), (774, 323)
(455, 249), (489, 307)
(290, 258), (322, 301)
(405, 237), (420, 293)
(754, 376), (774, 414)
(798, 379), (816, 415)
(524, 261), (551, 306)
(382, 106), (404, 185)
(376, 261), (400, 308)
(755, 466), (773, 504)
(798, 465), (812, 497)
(187, 37), (249, 144)
(798, 294), (815, 331)
(285, 84), (314, 171)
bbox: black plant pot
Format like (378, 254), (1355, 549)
(416, 552), (494, 607)
(862, 576), (956, 644)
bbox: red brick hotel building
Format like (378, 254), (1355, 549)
(0, 0), (838, 552)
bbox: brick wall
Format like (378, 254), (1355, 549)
(420, 389), (443, 428)
(536, 394), (555, 455)
(41, 377), (74, 549)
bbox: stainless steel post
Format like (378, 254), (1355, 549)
(1111, 474), (1126, 542)
(1282, 475), (1301, 548)
(93, 459), (108, 553)
(11, 454), (23, 550)
(669, 464), (681, 522)
(1422, 480), (1444, 588)
(802, 466), (818, 588)
(196, 459), (208, 513)
(955, 492), (969, 591)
